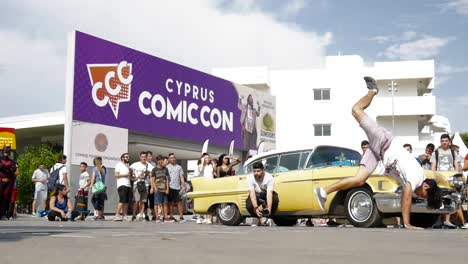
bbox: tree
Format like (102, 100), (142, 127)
(460, 133), (468, 149)
(16, 144), (61, 211)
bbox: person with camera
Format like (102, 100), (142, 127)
(246, 162), (279, 226)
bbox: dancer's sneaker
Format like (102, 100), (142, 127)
(363, 76), (379, 94)
(314, 188), (327, 212)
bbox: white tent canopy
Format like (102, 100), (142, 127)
(453, 132), (468, 159)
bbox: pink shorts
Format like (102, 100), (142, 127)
(359, 115), (393, 174)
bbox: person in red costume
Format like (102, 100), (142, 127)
(0, 146), (19, 219)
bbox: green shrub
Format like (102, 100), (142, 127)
(16, 145), (61, 210)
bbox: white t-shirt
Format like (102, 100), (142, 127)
(194, 164), (215, 179)
(247, 172), (275, 193)
(115, 161), (131, 188)
(32, 169), (49, 191)
(380, 142), (425, 191)
(51, 163), (67, 185)
(78, 171), (90, 190)
(130, 162), (154, 186)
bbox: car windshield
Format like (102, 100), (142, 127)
(307, 147), (361, 168)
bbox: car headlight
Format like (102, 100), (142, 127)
(448, 174), (464, 188)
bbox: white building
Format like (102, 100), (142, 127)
(212, 55), (451, 155)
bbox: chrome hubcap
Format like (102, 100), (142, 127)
(349, 191), (372, 222)
(219, 203), (236, 220)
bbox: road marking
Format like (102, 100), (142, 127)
(50, 234), (94, 238)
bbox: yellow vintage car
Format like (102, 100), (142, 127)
(188, 146), (460, 227)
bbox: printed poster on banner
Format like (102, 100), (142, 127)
(71, 122), (128, 168)
(0, 128), (16, 150)
(71, 31), (275, 151)
(233, 84), (276, 151)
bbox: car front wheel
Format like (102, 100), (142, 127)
(216, 203), (244, 226)
(345, 187), (382, 228)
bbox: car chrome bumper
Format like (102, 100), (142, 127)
(374, 193), (457, 214)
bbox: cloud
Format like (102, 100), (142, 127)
(280, 0), (307, 18)
(435, 63), (468, 88)
(367, 31), (421, 45)
(380, 35), (453, 60)
(437, 64), (468, 75)
(443, 0), (468, 15)
(367, 36), (391, 44)
(0, 0), (332, 117)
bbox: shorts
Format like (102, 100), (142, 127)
(34, 190), (47, 201)
(359, 115), (393, 174)
(168, 188), (181, 203)
(117, 186), (132, 203)
(133, 184), (148, 202)
(154, 191), (168, 205)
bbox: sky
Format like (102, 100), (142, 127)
(1, 0), (467, 132)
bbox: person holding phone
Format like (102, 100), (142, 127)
(246, 162), (279, 226)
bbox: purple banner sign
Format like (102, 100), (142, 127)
(73, 31), (271, 150)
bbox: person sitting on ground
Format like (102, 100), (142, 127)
(48, 184), (79, 221)
(217, 154), (241, 177)
(246, 162), (279, 226)
(313, 76), (442, 230)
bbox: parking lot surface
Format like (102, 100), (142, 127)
(1, 216), (467, 264)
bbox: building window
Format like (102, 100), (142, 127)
(313, 88), (331, 100)
(314, 124), (331, 136)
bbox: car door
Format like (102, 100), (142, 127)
(273, 151), (314, 213)
(308, 146), (361, 212)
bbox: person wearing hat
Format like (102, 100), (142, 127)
(0, 146), (18, 219)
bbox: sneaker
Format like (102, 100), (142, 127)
(155, 217), (162, 223)
(131, 216), (136, 221)
(443, 221), (457, 229)
(145, 215), (150, 221)
(461, 223), (468, 229)
(136, 213), (142, 221)
(191, 215), (198, 221)
(326, 220), (340, 227)
(55, 216), (62, 221)
(363, 76), (379, 94)
(114, 215), (123, 221)
(313, 188), (327, 212)
(74, 215), (83, 221)
(196, 218), (203, 224)
(179, 218), (186, 223)
(31, 212), (37, 216)
(124, 216), (131, 222)
(94, 216), (105, 221)
(206, 219), (213, 224)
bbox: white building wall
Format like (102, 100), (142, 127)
(212, 55), (450, 155)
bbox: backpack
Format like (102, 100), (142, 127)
(435, 149), (456, 170)
(48, 165), (65, 190)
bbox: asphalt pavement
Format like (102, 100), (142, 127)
(1, 215), (467, 264)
